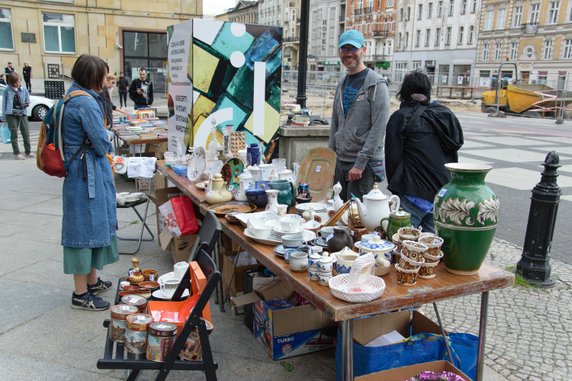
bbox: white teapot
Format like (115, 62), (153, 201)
(354, 183), (400, 232)
(234, 170), (255, 201)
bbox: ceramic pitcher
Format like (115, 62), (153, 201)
(269, 180), (295, 207)
(381, 209), (412, 240)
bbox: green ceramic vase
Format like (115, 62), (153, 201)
(433, 163), (500, 275)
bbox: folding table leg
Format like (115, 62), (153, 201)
(341, 319), (353, 381)
(126, 369), (141, 381)
(476, 291), (489, 381)
(118, 199), (154, 255)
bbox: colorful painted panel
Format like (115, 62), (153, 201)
(167, 19), (282, 155)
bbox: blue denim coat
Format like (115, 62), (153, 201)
(61, 83), (116, 248)
(2, 85), (30, 120)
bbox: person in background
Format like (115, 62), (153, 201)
(328, 29), (390, 201)
(385, 70), (464, 233)
(4, 61), (15, 74)
(101, 73), (128, 129)
(117, 72), (129, 108)
(0, 73), (6, 85)
(2, 73), (33, 160)
(22, 62), (32, 92)
(60, 54), (118, 311)
(128, 67), (153, 110)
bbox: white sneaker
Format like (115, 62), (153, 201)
(14, 154), (25, 160)
(26, 152), (36, 158)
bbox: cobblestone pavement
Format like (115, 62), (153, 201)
(422, 239), (572, 381)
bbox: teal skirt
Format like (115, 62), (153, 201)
(63, 237), (119, 275)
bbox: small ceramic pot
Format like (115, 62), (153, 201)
(289, 252), (308, 272)
(401, 240), (428, 262)
(398, 226), (422, 242)
(282, 234), (303, 248)
(424, 250), (444, 264)
(419, 234), (445, 257)
(334, 250), (359, 274)
(398, 250), (426, 270)
(318, 271), (332, 286)
(395, 263), (420, 286)
(419, 260), (440, 279)
(245, 188), (268, 209)
(308, 253), (322, 269)
(318, 256), (334, 272)
(308, 268), (320, 281)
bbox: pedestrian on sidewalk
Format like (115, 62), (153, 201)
(4, 61), (15, 74)
(101, 73), (128, 129)
(22, 62), (32, 92)
(61, 54), (119, 311)
(1, 72), (33, 160)
(328, 29), (390, 201)
(129, 67), (153, 110)
(385, 70), (464, 233)
(117, 72), (129, 108)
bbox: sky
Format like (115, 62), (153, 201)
(203, 0), (237, 15)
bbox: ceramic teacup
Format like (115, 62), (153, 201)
(318, 256), (334, 272)
(174, 261), (189, 280)
(159, 278), (180, 299)
(308, 268), (319, 281)
(335, 251), (359, 274)
(282, 234), (303, 248)
(318, 226), (335, 239)
(308, 253), (322, 269)
(289, 252), (308, 272)
(280, 215), (302, 233)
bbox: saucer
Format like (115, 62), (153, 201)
(152, 289), (189, 300)
(244, 228), (281, 245)
(313, 237), (329, 247)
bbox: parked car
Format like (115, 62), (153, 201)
(0, 84), (55, 121)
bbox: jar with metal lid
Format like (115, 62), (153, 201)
(146, 322), (177, 362)
(121, 294), (148, 313)
(125, 313), (153, 355)
(110, 304), (139, 342)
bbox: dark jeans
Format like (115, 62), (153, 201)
(400, 196), (436, 233)
(24, 78), (31, 92)
(333, 159), (375, 201)
(118, 91), (127, 107)
(6, 115), (31, 155)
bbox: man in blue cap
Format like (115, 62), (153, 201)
(328, 29), (390, 201)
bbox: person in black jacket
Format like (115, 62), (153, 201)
(23, 62), (32, 92)
(385, 70), (464, 233)
(128, 67), (153, 109)
(117, 72), (129, 108)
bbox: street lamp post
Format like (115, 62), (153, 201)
(296, 0), (309, 109)
(516, 151), (561, 287)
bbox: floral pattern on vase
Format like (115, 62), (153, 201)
(434, 163), (500, 275)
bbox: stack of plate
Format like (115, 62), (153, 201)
(294, 202), (328, 215)
(271, 226), (304, 241)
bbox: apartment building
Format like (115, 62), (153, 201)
(216, 1), (258, 24)
(258, 0), (283, 27)
(393, 0), (480, 85)
(308, 0), (345, 71)
(345, 0), (395, 75)
(0, 1), (202, 93)
(474, 0), (572, 89)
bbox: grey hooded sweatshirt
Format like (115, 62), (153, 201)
(328, 69), (390, 170)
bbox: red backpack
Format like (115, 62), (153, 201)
(36, 90), (91, 177)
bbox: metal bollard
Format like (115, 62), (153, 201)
(516, 151), (561, 287)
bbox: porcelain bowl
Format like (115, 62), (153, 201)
(245, 188), (268, 208)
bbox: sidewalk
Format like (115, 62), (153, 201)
(0, 137), (570, 380)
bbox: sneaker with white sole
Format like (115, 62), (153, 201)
(26, 152), (36, 158)
(71, 292), (110, 311)
(87, 277), (113, 295)
(14, 154), (25, 160)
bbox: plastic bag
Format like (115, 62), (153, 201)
(0, 123), (11, 144)
(158, 196), (199, 237)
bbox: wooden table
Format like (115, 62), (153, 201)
(157, 161), (514, 381)
(112, 124), (167, 154)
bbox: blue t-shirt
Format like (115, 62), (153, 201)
(342, 69), (368, 117)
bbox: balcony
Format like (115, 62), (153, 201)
(374, 30), (388, 37)
(284, 37), (299, 43)
(522, 23), (538, 34)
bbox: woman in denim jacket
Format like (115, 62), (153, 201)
(2, 73), (33, 160)
(62, 55), (118, 311)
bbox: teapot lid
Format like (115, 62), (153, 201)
(363, 183), (389, 201)
(211, 173), (223, 181)
(391, 209), (411, 218)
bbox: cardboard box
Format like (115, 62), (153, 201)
(354, 360), (471, 381)
(222, 254), (262, 297)
(232, 279), (336, 360)
(335, 310), (444, 380)
(149, 187), (198, 263)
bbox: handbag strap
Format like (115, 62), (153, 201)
(401, 104), (427, 139)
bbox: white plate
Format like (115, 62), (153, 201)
(187, 146), (207, 182)
(244, 228), (281, 245)
(157, 271), (176, 284)
(272, 226), (304, 236)
(235, 211), (280, 226)
(295, 202), (328, 214)
(152, 289), (190, 300)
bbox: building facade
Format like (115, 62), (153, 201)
(0, 0), (202, 94)
(308, 0), (345, 71)
(393, 0), (480, 85)
(345, 0), (395, 75)
(258, 0), (283, 27)
(216, 0), (259, 24)
(474, 0), (572, 90)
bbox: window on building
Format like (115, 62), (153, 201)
(428, 3), (433, 17)
(445, 26), (452, 45)
(418, 4), (423, 20)
(484, 9), (493, 30)
(525, 46), (534, 58)
(407, 6), (411, 20)
(415, 29), (421, 47)
(563, 39), (572, 58)
(405, 31), (409, 48)
(468, 25), (474, 43)
(458, 26), (464, 44)
(538, 71), (548, 84)
(387, 0), (394, 7)
(497, 8), (506, 29)
(399, 8), (403, 21)
(43, 13), (75, 53)
(494, 43), (502, 60)
(435, 27), (441, 46)
(568, 3), (572, 21)
(412, 60), (422, 69)
(543, 39), (553, 59)
(513, 5), (522, 27)
(0, 9), (14, 50)
(483, 42), (489, 60)
(530, 3), (540, 25)
(547, 1), (560, 24)
(472, 0), (477, 13)
(398, 32), (402, 49)
(510, 41), (518, 60)
(438, 1), (443, 17)
(425, 28), (431, 46)
(461, 0), (467, 14)
(448, 1), (454, 16)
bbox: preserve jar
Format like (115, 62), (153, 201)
(125, 313), (154, 355)
(146, 322), (177, 362)
(110, 304), (138, 342)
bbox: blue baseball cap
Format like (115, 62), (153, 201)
(338, 30), (365, 49)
